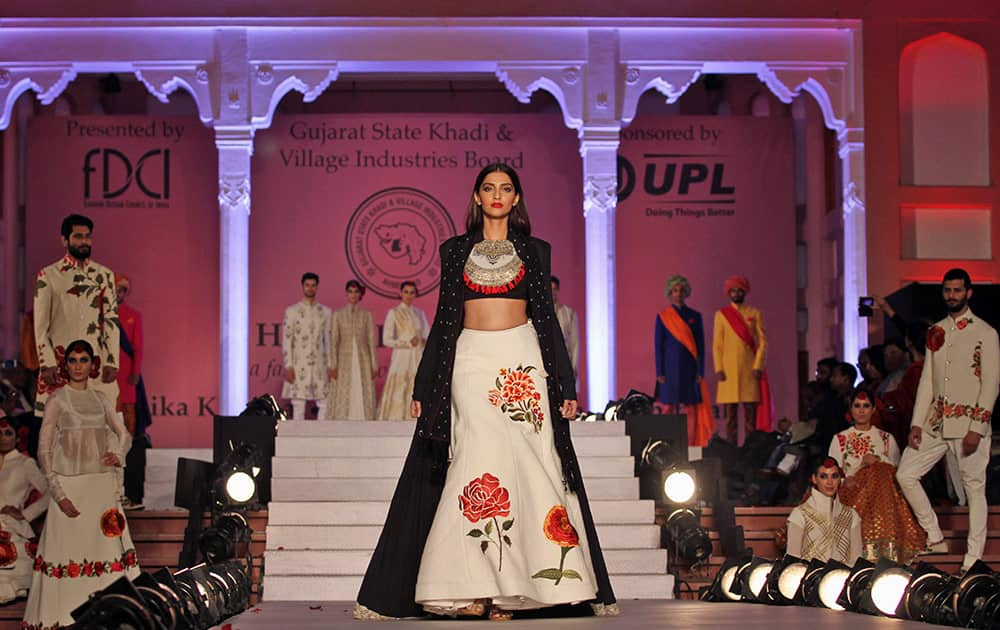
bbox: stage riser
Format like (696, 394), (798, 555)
(264, 548), (668, 576)
(266, 524), (661, 551)
(270, 476), (639, 502)
(272, 455), (635, 478)
(262, 573), (675, 601)
(267, 499), (655, 526)
(275, 435), (630, 458)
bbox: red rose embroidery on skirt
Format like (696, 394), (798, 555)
(461, 473), (514, 571)
(101, 508), (126, 538)
(0, 541), (17, 567)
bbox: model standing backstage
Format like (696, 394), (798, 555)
(355, 163), (617, 619)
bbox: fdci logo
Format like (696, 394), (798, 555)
(617, 155), (735, 203)
(82, 149), (171, 200)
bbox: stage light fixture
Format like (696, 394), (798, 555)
(856, 558), (912, 617)
(803, 560), (851, 611)
(895, 562), (957, 625)
(665, 508), (712, 566)
(763, 554), (807, 604)
(738, 557), (775, 603)
(952, 560), (1000, 628)
(701, 553), (752, 602)
(663, 469), (697, 505)
(836, 557), (875, 612)
(796, 558), (828, 606)
(174, 564), (224, 628)
(240, 394), (288, 419)
(152, 567), (199, 629)
(70, 576), (158, 630)
(199, 512), (252, 563)
(213, 442), (262, 510)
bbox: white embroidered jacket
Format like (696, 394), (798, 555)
(912, 310), (1000, 439)
(786, 491), (862, 565)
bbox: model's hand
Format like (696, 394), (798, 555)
(861, 454), (879, 468)
(873, 295), (896, 318)
(752, 369), (763, 380)
(560, 400), (578, 419)
(102, 452), (122, 467)
(372, 368), (379, 379)
(962, 431), (982, 457)
(330, 369), (338, 380)
(410, 400), (422, 418)
(128, 374), (139, 386)
(656, 375), (666, 384)
(0, 505), (24, 520)
(284, 367), (295, 383)
(57, 497), (80, 518)
(908, 426), (922, 450)
(410, 336), (420, 347)
(101, 366), (118, 383)
(716, 370), (726, 382)
(41, 367), (59, 385)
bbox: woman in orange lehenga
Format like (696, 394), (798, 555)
(829, 387), (925, 563)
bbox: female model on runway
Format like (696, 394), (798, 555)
(355, 163), (617, 620)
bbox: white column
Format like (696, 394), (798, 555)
(215, 128), (253, 415)
(840, 130), (868, 364)
(580, 128), (620, 410)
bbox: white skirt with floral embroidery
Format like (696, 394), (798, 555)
(22, 472), (140, 630)
(414, 322), (598, 613)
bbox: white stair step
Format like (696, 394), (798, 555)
(263, 548), (667, 577)
(146, 448), (212, 465)
(271, 476), (637, 502)
(266, 524), (660, 551)
(275, 435), (630, 458)
(276, 419), (625, 437)
(271, 454), (634, 479)
(143, 482), (180, 510)
(261, 572), (673, 601)
(266, 499), (654, 526)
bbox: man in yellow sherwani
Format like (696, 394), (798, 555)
(713, 275), (767, 445)
(33, 214), (119, 416)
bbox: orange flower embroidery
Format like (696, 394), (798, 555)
(533, 505), (583, 586)
(100, 508), (126, 538)
(488, 364), (545, 432)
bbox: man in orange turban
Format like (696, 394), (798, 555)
(713, 275), (770, 444)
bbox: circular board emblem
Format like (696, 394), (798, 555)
(345, 187), (457, 298)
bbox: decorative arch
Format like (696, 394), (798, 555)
(899, 32), (989, 186)
(0, 65), (77, 130)
(496, 63), (584, 131)
(250, 63), (340, 130)
(134, 64), (215, 124)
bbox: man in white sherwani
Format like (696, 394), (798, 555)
(33, 214), (119, 417)
(551, 276), (580, 377)
(282, 272), (333, 420)
(0, 418), (49, 603)
(896, 268), (1000, 573)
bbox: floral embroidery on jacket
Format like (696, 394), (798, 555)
(932, 395), (992, 429)
(532, 505), (583, 585)
(926, 326), (946, 353)
(461, 473), (514, 571)
(488, 365), (545, 432)
(837, 430), (877, 459)
(956, 317), (973, 331)
(972, 342), (983, 379)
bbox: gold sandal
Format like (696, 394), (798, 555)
(488, 605), (513, 621)
(456, 599), (488, 617)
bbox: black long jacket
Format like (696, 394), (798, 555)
(356, 228), (617, 617)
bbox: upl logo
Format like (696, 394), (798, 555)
(83, 148), (171, 200)
(617, 155), (735, 203)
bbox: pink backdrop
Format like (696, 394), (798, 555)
(250, 114), (586, 410)
(616, 116), (797, 427)
(25, 116), (220, 448)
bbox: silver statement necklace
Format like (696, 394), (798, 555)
(464, 239), (523, 288)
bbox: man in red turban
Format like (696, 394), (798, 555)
(713, 275), (771, 444)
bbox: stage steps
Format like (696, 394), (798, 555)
(263, 419), (676, 602)
(672, 505), (1000, 600)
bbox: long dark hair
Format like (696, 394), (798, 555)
(464, 163), (531, 235)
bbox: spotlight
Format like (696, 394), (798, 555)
(70, 576), (158, 630)
(663, 468), (697, 505)
(240, 394), (287, 419)
(953, 560), (1000, 628)
(857, 558), (912, 617)
(174, 564), (224, 628)
(737, 556), (775, 603)
(702, 553), (752, 602)
(836, 557), (875, 612)
(213, 442), (262, 510)
(764, 554), (808, 604)
(199, 512), (252, 563)
(799, 559), (850, 610)
(133, 572), (182, 630)
(896, 562), (958, 624)
(665, 508), (712, 566)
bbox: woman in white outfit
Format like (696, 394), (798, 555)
(22, 339), (139, 630)
(377, 281), (430, 421)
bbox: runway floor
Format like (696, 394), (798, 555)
(221, 600), (949, 628)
